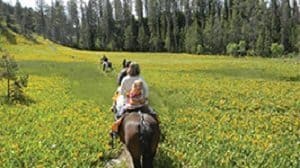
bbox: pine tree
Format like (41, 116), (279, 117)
(281, 0), (292, 52)
(3, 0), (299, 55)
(51, 0), (67, 44)
(229, 0), (242, 43)
(96, 0), (104, 49)
(224, 0), (229, 21)
(124, 16), (138, 51)
(171, 1), (179, 52)
(22, 8), (35, 38)
(137, 24), (149, 51)
(86, 0), (97, 50)
(122, 0), (132, 27)
(0, 0), (2, 19)
(204, 6), (223, 54)
(241, 0), (260, 51)
(36, 0), (47, 38)
(183, 0), (191, 28)
(291, 0), (299, 51)
(67, 0), (80, 47)
(0, 54), (18, 100)
(103, 0), (115, 49)
(15, 0), (22, 27)
(163, 0), (175, 52)
(113, 0), (122, 22)
(148, 0), (163, 51)
(113, 0), (124, 50)
(185, 18), (201, 53)
(255, 1), (272, 56)
(269, 0), (281, 43)
(0, 54), (28, 102)
(135, 0), (143, 22)
(218, 1), (224, 50)
(79, 0), (88, 48)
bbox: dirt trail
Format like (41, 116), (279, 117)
(105, 147), (133, 168)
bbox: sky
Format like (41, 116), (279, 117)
(4, 0), (51, 8)
(2, 0), (89, 8)
(3, 0), (300, 9)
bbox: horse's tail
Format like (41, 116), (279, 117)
(138, 113), (154, 168)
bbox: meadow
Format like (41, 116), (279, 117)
(0, 32), (299, 167)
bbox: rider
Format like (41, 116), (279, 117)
(101, 55), (109, 71)
(117, 60), (131, 86)
(115, 62), (149, 114)
(116, 79), (146, 118)
(111, 63), (157, 136)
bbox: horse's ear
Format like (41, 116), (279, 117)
(122, 59), (126, 68)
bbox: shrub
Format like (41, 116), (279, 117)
(226, 43), (239, 56)
(238, 41), (247, 56)
(196, 44), (204, 55)
(247, 49), (256, 56)
(0, 53), (29, 103)
(296, 41), (300, 53)
(271, 43), (284, 57)
(11, 74), (29, 102)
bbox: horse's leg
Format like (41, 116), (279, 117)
(142, 153), (154, 168)
(127, 145), (141, 168)
(132, 158), (142, 168)
(127, 143), (141, 168)
(142, 124), (160, 168)
(141, 133), (156, 168)
(125, 129), (142, 168)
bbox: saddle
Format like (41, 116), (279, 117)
(111, 105), (158, 133)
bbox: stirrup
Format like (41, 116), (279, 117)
(110, 131), (118, 138)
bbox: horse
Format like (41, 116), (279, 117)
(122, 59), (131, 68)
(100, 56), (113, 72)
(117, 111), (160, 168)
(110, 59), (160, 167)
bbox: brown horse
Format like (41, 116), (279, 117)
(118, 112), (160, 168)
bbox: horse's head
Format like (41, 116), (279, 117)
(101, 55), (108, 63)
(122, 59), (132, 68)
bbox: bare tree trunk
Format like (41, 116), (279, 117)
(7, 79), (10, 99)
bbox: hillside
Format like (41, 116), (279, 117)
(0, 30), (299, 167)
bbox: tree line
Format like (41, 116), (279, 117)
(0, 0), (299, 56)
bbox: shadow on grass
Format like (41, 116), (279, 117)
(154, 149), (182, 168)
(18, 60), (117, 105)
(164, 67), (300, 82)
(0, 95), (36, 106)
(24, 35), (40, 44)
(280, 75), (300, 82)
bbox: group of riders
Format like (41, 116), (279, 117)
(100, 56), (158, 138)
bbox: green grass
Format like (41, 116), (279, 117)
(0, 32), (299, 167)
(18, 60), (117, 104)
